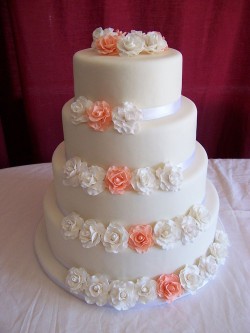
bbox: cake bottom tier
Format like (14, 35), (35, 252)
(44, 180), (219, 280)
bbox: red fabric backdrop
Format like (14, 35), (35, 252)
(0, 0), (250, 168)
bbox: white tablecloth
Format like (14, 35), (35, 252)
(0, 160), (249, 333)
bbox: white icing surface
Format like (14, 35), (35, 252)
(44, 180), (219, 280)
(73, 48), (182, 107)
(63, 96), (197, 166)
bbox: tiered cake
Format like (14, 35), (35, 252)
(38, 28), (229, 310)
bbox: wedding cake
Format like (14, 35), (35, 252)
(37, 28), (229, 311)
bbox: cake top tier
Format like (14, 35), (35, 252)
(73, 28), (182, 109)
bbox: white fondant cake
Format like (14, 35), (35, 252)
(37, 28), (229, 311)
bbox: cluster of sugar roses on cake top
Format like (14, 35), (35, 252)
(63, 156), (183, 196)
(61, 204), (211, 253)
(65, 229), (229, 310)
(91, 27), (168, 56)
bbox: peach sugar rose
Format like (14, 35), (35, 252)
(128, 224), (154, 253)
(157, 274), (183, 302)
(95, 34), (120, 55)
(87, 101), (112, 131)
(105, 166), (132, 194)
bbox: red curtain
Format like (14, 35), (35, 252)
(0, 0), (249, 168)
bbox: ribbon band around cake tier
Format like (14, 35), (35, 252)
(142, 97), (181, 120)
(178, 149), (195, 170)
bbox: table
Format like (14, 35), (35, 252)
(0, 160), (249, 333)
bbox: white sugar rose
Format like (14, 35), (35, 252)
(117, 32), (145, 56)
(79, 165), (105, 195)
(214, 230), (230, 247)
(112, 102), (143, 134)
(179, 215), (199, 244)
(209, 242), (228, 264)
(109, 280), (138, 310)
(188, 204), (211, 231)
(91, 27), (117, 48)
(63, 157), (83, 187)
(144, 31), (168, 53)
(198, 255), (218, 280)
(79, 219), (105, 248)
(102, 222), (129, 253)
(71, 96), (93, 125)
(130, 30), (145, 37)
(131, 167), (158, 195)
(153, 219), (181, 249)
(61, 212), (83, 240)
(136, 277), (157, 304)
(85, 274), (110, 306)
(65, 267), (88, 294)
(179, 265), (203, 294)
(92, 27), (104, 41)
(156, 163), (183, 192)
(92, 27), (116, 40)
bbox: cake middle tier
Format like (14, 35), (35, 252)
(52, 142), (208, 222)
(44, 180), (219, 280)
(63, 96), (197, 166)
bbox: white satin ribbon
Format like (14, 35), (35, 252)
(178, 149), (195, 170)
(142, 97), (181, 120)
